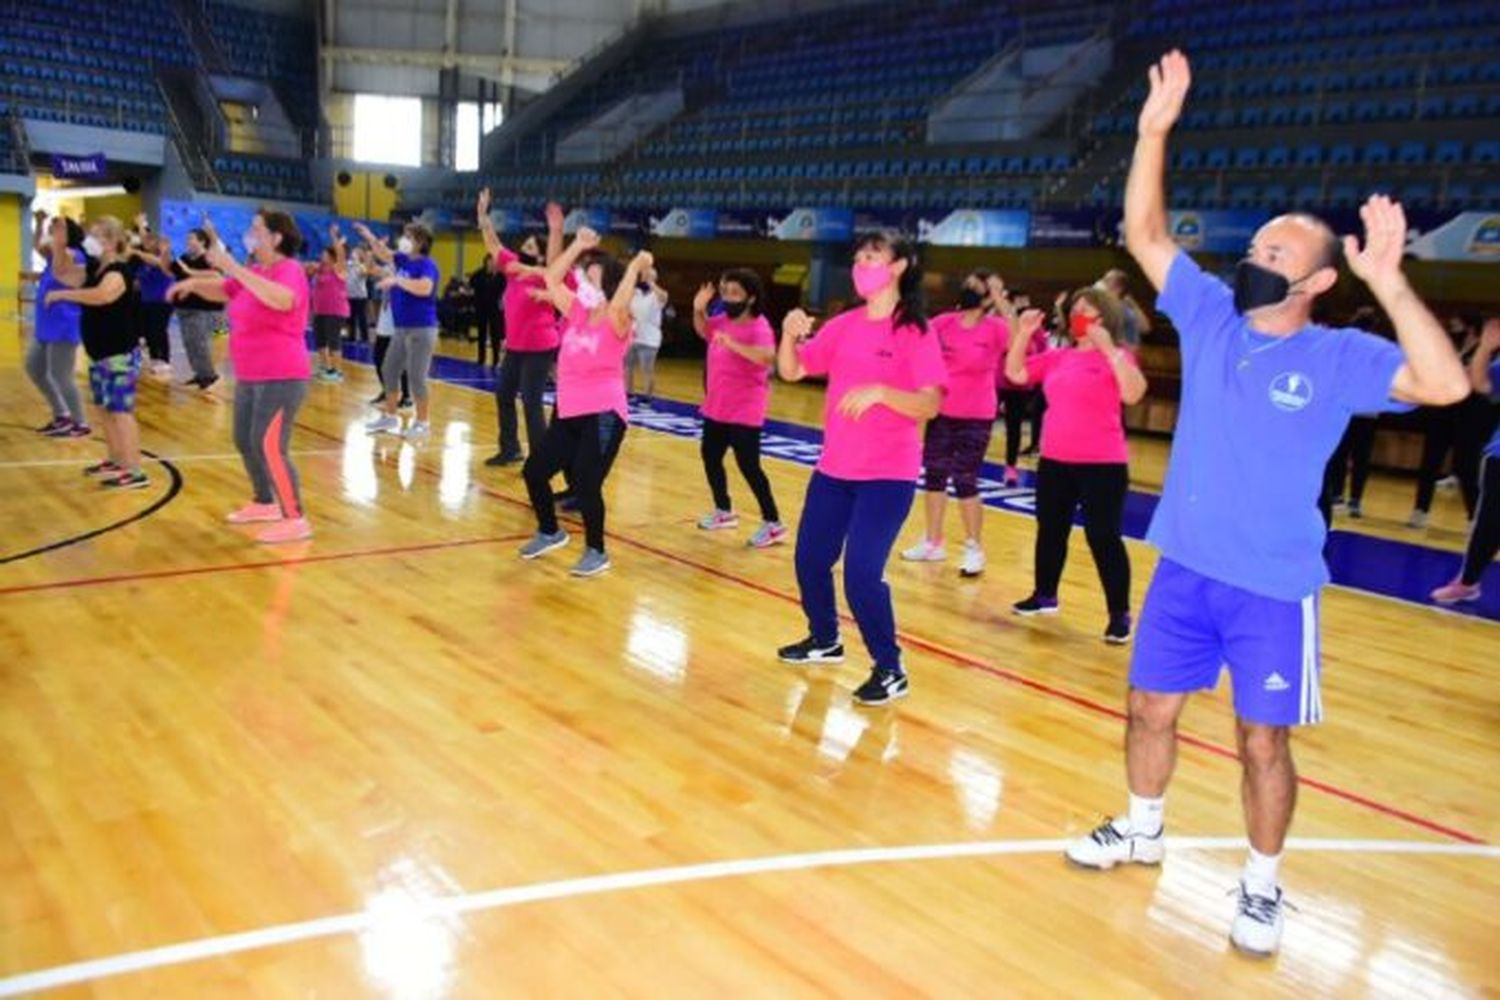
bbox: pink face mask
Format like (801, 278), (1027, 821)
(852, 261), (895, 299)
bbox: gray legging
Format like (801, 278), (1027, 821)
(26, 338), (86, 423)
(176, 309), (219, 382)
(234, 379), (309, 517)
(381, 326), (438, 400)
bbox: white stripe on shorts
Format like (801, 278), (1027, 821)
(1299, 594), (1322, 724)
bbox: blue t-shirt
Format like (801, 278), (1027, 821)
(1148, 252), (1408, 600)
(35, 248), (84, 344)
(390, 253), (439, 328)
(1487, 359), (1500, 459)
(136, 261), (173, 304)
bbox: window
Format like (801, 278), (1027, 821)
(353, 93), (422, 167)
(456, 101), (503, 172)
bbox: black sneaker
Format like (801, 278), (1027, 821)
(1012, 594), (1060, 616)
(369, 391), (388, 405)
(852, 668), (909, 706)
(398, 397), (415, 411)
(101, 471), (150, 491)
(1104, 613), (1132, 645)
(485, 451), (524, 467)
(776, 636), (845, 665)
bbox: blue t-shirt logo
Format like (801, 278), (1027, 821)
(1269, 371), (1314, 412)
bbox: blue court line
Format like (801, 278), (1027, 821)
(345, 341), (1499, 622)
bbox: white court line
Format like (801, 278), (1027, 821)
(0, 449), (347, 470)
(0, 836), (1494, 996)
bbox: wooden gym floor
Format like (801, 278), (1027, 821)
(1, 327), (1495, 998)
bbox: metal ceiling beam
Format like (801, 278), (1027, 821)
(322, 46), (569, 79)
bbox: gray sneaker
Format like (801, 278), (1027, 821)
(570, 547), (612, 577)
(519, 529), (569, 560)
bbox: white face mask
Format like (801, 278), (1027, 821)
(397, 236), (415, 255)
(82, 235), (104, 257)
(573, 267), (607, 309)
(242, 231), (261, 255)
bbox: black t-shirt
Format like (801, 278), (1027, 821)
(172, 253), (223, 311)
(80, 259), (141, 361)
(469, 266), (505, 308)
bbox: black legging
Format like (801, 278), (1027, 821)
(1451, 395), (1499, 517)
(1460, 454), (1500, 585)
(701, 418), (780, 522)
(476, 307), (504, 367)
(346, 300), (369, 343)
(1000, 388), (1042, 465)
(141, 301), (173, 362)
(524, 411), (626, 552)
(497, 348), (553, 458)
(372, 336), (410, 397)
(1324, 415), (1378, 503)
(1033, 458), (1131, 614)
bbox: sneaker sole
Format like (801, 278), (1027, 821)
(1104, 634), (1132, 646)
(1063, 852), (1163, 871)
(698, 522), (739, 531)
(778, 653), (845, 666)
(959, 567), (985, 578)
(748, 536), (787, 549)
(1012, 606), (1060, 617)
(570, 563), (612, 578)
(853, 688), (908, 706)
(1229, 936), (1278, 960)
(102, 481), (150, 491)
(520, 538), (570, 560)
(1432, 593), (1480, 606)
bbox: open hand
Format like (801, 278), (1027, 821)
(693, 282), (715, 313)
(836, 384), (886, 419)
(1018, 307), (1046, 336)
(574, 227), (601, 250)
(1343, 194), (1408, 288)
(1138, 49), (1192, 138)
(477, 187), (492, 217)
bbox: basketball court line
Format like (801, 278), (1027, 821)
(1, 835), (1494, 996)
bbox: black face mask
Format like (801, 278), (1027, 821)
(1234, 259), (1316, 315)
(637, 280), (652, 293)
(518, 251), (540, 266)
(957, 288), (985, 310)
(722, 300), (750, 319)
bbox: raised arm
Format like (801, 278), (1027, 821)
(608, 250), (652, 338)
(49, 224), (87, 288)
(31, 209), (50, 264)
(1471, 319), (1499, 395)
(691, 282), (715, 339)
(1347, 197), (1470, 405)
(209, 246), (294, 312)
(1124, 50), (1192, 292)
(1005, 308), (1045, 385)
(541, 226), (598, 314)
(353, 222), (394, 264)
(476, 188), (503, 258)
(1084, 325), (1149, 405)
(777, 308), (814, 382)
(544, 201), (564, 266)
(329, 225), (348, 279)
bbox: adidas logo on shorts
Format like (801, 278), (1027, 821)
(1262, 672), (1291, 693)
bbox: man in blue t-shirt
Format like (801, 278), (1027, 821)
(1062, 50), (1470, 958)
(1432, 319), (1500, 604)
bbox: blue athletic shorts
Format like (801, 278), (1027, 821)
(89, 350), (142, 414)
(1129, 559), (1323, 726)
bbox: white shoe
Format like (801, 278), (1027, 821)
(1435, 475), (1458, 491)
(900, 540), (946, 562)
(1229, 881), (1286, 958)
(1406, 509), (1429, 529)
(365, 414), (402, 435)
(959, 541), (985, 578)
(1064, 818), (1165, 869)
(404, 420), (431, 441)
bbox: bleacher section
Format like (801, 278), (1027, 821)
(0, 0), (194, 134)
(211, 152), (316, 202)
(204, 1), (319, 131)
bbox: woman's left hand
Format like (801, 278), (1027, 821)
(837, 384), (887, 419)
(377, 276), (398, 292)
(43, 290), (62, 307)
(1086, 324), (1116, 354)
(205, 246), (236, 272)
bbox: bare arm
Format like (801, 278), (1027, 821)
(540, 227), (597, 314)
(544, 202), (564, 266)
(167, 276), (230, 304)
(777, 309), (814, 382)
(1124, 51), (1192, 292)
(691, 283), (714, 339)
(1004, 309), (1045, 385)
(716, 334), (775, 367)
(213, 249), (294, 312)
(1106, 346), (1149, 405)
(1347, 197), (1470, 405)
(47, 271), (125, 307)
(1471, 321), (1499, 395)
(31, 211), (50, 263)
(353, 222), (394, 264)
(476, 188), (503, 259)
(608, 251), (652, 338)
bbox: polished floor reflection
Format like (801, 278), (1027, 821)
(1, 332), (1495, 997)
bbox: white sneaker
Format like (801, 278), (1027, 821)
(404, 420), (431, 441)
(900, 540), (946, 562)
(365, 414), (402, 435)
(959, 541), (986, 578)
(1435, 475), (1458, 491)
(1064, 818), (1165, 869)
(1406, 510), (1429, 529)
(1229, 881), (1286, 958)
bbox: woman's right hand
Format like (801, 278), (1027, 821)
(783, 308), (814, 343)
(693, 282), (715, 314)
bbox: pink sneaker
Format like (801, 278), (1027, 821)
(697, 509), (740, 531)
(1430, 578), (1481, 605)
(1003, 465), (1020, 487)
(226, 502), (284, 524)
(256, 518), (313, 544)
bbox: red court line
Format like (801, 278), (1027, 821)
(298, 421), (1489, 845)
(0, 535), (530, 597)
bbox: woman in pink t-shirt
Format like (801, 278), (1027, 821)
(477, 190), (564, 467)
(1003, 286), (1148, 643)
(517, 225), (648, 578)
(774, 231), (949, 706)
(306, 225), (349, 383)
(901, 268), (1010, 577)
(691, 267), (786, 548)
(168, 209), (314, 544)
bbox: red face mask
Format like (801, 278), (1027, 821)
(1069, 312), (1096, 341)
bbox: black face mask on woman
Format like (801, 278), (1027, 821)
(1234, 259), (1319, 315)
(722, 300), (750, 319)
(518, 251), (540, 267)
(957, 288), (985, 310)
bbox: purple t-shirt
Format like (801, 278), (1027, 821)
(1148, 251), (1408, 600)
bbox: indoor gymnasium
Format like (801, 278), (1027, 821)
(1, 0), (1497, 995)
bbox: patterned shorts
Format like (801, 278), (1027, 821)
(89, 350), (142, 414)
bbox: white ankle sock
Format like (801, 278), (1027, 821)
(1125, 793), (1165, 835)
(1243, 846), (1282, 895)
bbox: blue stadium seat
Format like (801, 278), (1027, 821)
(1474, 141), (1500, 164)
(1396, 141), (1427, 166)
(1362, 142), (1391, 166)
(1205, 147), (1230, 169)
(1265, 145), (1290, 168)
(1233, 147), (1262, 169)
(1327, 143), (1355, 167)
(1175, 148), (1203, 170)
